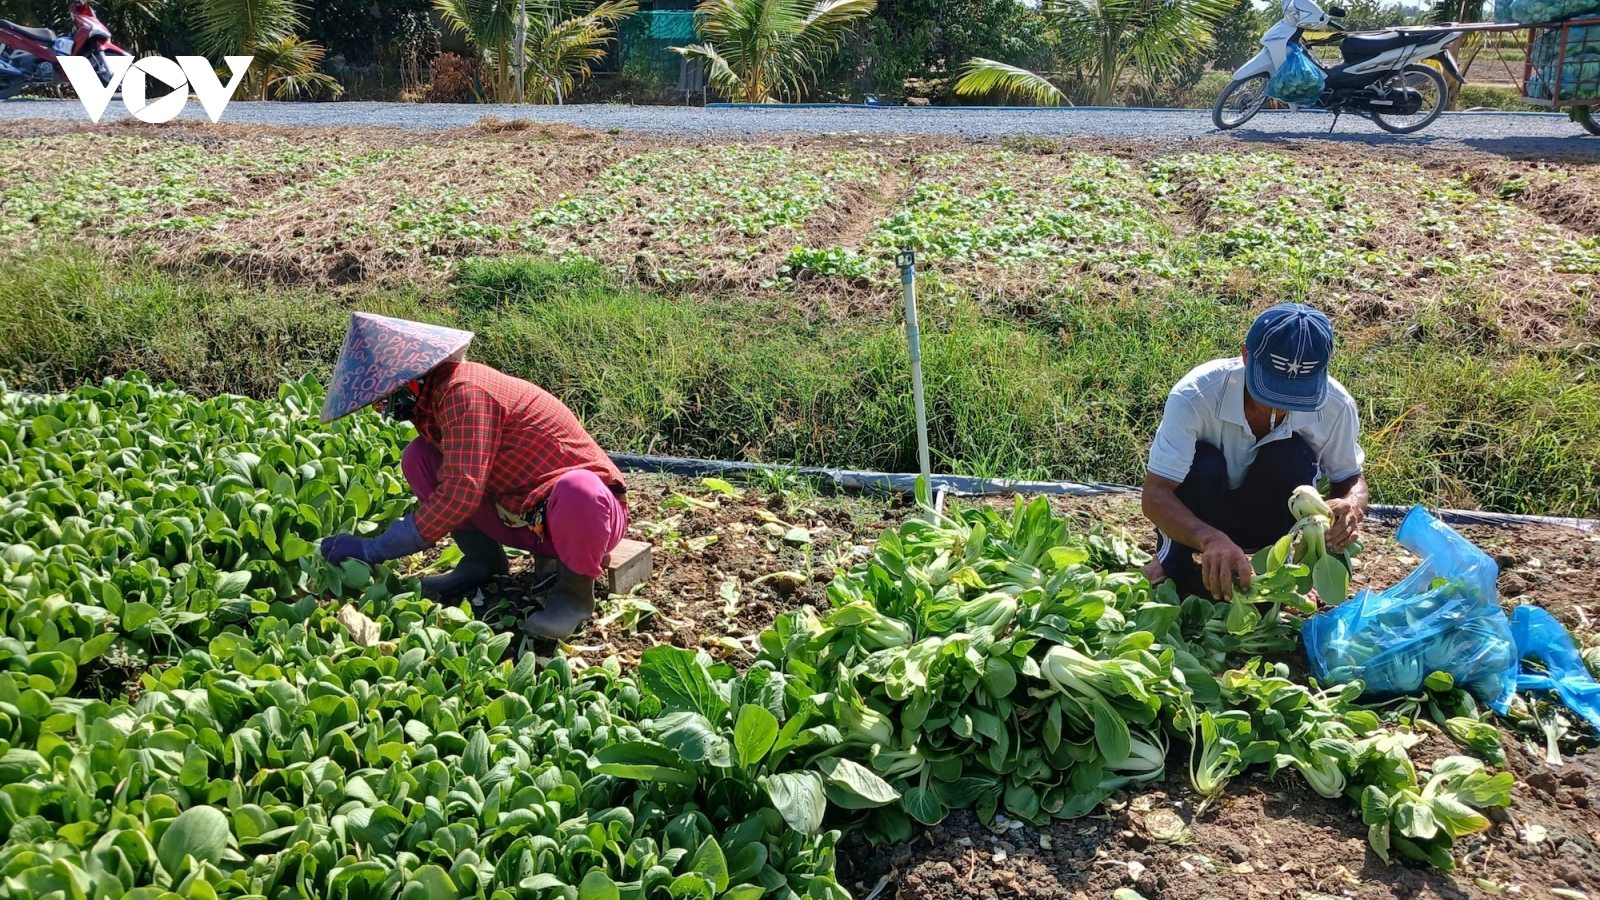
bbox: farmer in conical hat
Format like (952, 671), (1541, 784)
(317, 312), (628, 639)
(1141, 303), (1368, 602)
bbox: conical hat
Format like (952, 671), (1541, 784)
(319, 313), (474, 423)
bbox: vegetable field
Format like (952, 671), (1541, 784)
(3, 122), (1600, 517)
(2, 375), (1598, 900)
(2, 120), (1600, 897)
(4, 122), (1600, 518)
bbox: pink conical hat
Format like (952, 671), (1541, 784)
(319, 313), (474, 423)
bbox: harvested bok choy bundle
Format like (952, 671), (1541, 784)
(1255, 485), (1355, 606)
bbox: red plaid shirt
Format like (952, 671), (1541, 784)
(410, 361), (626, 544)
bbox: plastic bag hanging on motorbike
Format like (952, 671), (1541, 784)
(1301, 506), (1517, 709)
(1268, 43), (1327, 105)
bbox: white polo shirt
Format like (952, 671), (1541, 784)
(1147, 358), (1365, 489)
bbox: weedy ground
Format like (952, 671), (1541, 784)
(2, 119), (1599, 517)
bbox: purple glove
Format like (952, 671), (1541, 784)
(321, 515), (430, 565)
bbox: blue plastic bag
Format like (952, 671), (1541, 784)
(1509, 605), (1600, 730)
(1268, 43), (1327, 105)
(1302, 506), (1517, 709)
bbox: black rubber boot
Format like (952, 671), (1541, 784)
(523, 561), (597, 639)
(419, 530), (510, 599)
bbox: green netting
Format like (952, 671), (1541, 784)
(618, 11), (700, 84)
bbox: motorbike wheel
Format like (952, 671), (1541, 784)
(1371, 65), (1448, 135)
(1576, 106), (1600, 137)
(1213, 74), (1272, 130)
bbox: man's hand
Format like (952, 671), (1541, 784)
(1200, 533), (1254, 601)
(1325, 497), (1364, 554)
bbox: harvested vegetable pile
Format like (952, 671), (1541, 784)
(757, 492), (1515, 870)
(0, 376), (1541, 900)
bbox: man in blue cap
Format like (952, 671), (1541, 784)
(1142, 303), (1369, 601)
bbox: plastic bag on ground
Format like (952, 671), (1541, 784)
(1268, 43), (1327, 105)
(1302, 506), (1517, 709)
(1509, 604), (1600, 730)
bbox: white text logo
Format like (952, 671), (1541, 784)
(59, 55), (251, 123)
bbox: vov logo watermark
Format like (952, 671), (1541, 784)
(59, 55), (252, 123)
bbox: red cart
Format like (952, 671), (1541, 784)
(1519, 15), (1600, 134)
(1450, 17), (1599, 135)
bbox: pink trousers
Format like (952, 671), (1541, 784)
(401, 439), (628, 578)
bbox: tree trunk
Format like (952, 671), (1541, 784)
(1096, 35), (1120, 105)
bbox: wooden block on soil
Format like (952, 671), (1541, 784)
(604, 539), (652, 596)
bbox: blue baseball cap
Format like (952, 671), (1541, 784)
(1245, 303), (1334, 413)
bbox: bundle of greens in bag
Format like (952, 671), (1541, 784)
(1269, 43), (1327, 104)
(1527, 26), (1600, 100)
(1301, 506), (1517, 709)
(1512, 0), (1600, 24)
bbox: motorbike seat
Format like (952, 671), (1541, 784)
(1341, 31), (1420, 60)
(0, 20), (58, 43)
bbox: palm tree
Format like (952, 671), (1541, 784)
(672, 0), (878, 104)
(955, 0), (1232, 107)
(1429, 0), (1485, 106)
(434, 0), (638, 103)
(194, 0), (302, 57)
(194, 0), (341, 100)
(433, 0), (520, 101)
(525, 0), (638, 104)
(252, 35), (344, 99)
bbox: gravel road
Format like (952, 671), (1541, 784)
(3, 99), (1597, 156)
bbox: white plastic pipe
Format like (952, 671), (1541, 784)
(898, 248), (932, 490)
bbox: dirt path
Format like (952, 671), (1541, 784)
(2, 101), (1596, 157)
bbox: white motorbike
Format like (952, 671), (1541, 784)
(1213, 0), (1467, 135)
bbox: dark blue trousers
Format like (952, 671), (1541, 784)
(1157, 436), (1317, 598)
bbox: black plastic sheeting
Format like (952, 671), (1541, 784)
(608, 452), (1600, 534)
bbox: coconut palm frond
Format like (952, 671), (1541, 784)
(270, 70), (344, 99)
(674, 41), (744, 98)
(1044, 0), (1230, 104)
(250, 34), (343, 100)
(195, 0), (302, 57)
(953, 57), (1068, 106)
(526, 0), (638, 103)
(682, 0), (876, 102)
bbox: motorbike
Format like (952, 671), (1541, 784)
(1212, 0), (1466, 135)
(0, 1), (127, 100)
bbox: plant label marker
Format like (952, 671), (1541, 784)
(898, 247), (933, 506)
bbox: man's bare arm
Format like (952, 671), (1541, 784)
(1142, 472), (1253, 600)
